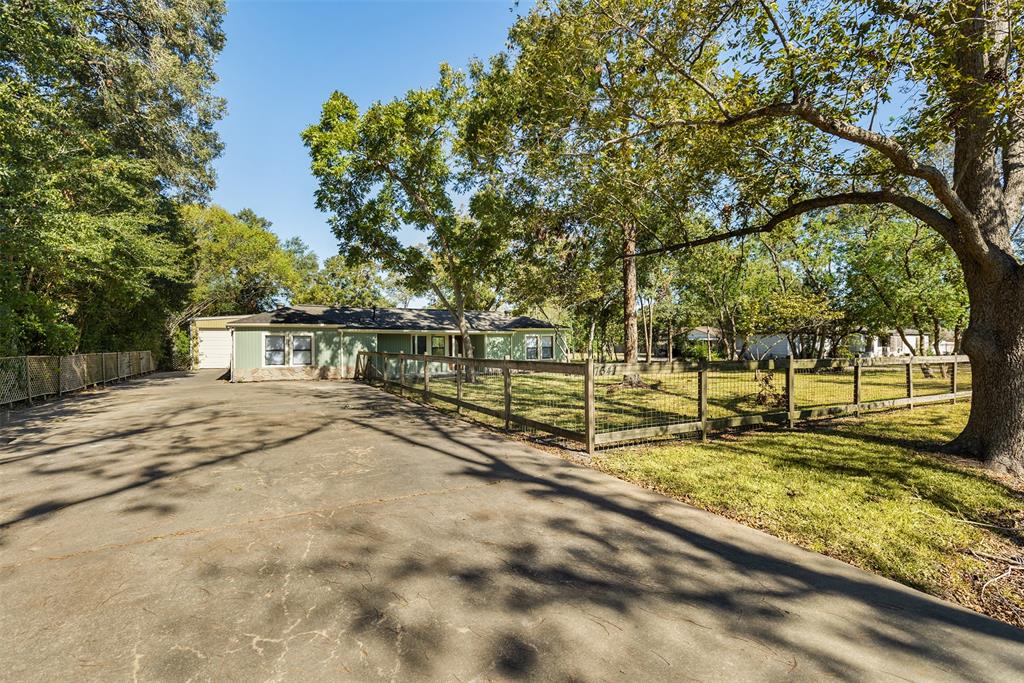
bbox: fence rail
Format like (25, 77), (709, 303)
(0, 351), (155, 407)
(356, 352), (972, 453)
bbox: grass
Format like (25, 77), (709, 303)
(395, 362), (972, 437)
(589, 402), (1024, 627)
(377, 365), (1021, 626)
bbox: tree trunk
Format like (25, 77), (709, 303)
(947, 269), (1024, 477)
(647, 304), (655, 361)
(667, 321), (674, 362)
(622, 223), (638, 363)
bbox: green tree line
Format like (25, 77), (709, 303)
(1, 2), (398, 365)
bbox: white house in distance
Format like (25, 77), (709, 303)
(857, 330), (956, 357)
(680, 327), (957, 360)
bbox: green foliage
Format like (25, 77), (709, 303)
(293, 255), (395, 307)
(303, 67), (515, 342)
(180, 205), (299, 316)
(842, 208), (969, 348)
(0, 0), (226, 357)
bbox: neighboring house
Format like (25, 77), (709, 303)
(191, 315), (248, 369)
(858, 330), (956, 357)
(741, 334), (796, 360)
(683, 327), (722, 344)
(226, 305), (567, 382)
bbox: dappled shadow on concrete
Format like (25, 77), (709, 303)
(0, 374), (332, 534)
(309, 395), (1024, 678)
(2, 376), (1022, 680)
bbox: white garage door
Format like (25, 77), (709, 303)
(197, 329), (232, 369)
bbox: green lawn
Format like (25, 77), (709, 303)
(590, 403), (1023, 627)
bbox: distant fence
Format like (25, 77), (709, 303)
(0, 351), (155, 407)
(357, 352), (972, 453)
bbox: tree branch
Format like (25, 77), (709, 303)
(641, 99), (987, 256)
(625, 190), (956, 258)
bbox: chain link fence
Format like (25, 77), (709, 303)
(0, 351), (154, 407)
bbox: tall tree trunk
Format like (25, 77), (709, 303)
(948, 267), (1024, 477)
(667, 321), (674, 362)
(622, 222), (638, 363)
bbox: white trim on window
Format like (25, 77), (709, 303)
(412, 334), (428, 354)
(260, 331), (316, 368)
(291, 333), (314, 366)
(262, 332), (286, 367)
(525, 334), (555, 360)
(430, 334), (447, 356)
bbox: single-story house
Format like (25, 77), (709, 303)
(852, 330), (956, 357)
(226, 305), (568, 382)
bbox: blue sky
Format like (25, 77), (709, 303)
(210, 0), (524, 262)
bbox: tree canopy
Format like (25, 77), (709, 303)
(1, 0), (226, 357)
(303, 66), (514, 355)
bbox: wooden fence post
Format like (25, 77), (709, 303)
(455, 358), (463, 414)
(423, 356), (430, 400)
(399, 352), (405, 397)
(786, 358), (796, 428)
(383, 354), (390, 392)
(906, 358), (914, 410)
(698, 361), (709, 442)
(57, 356), (62, 398)
(584, 356), (595, 455)
(502, 365), (511, 431)
(854, 358), (862, 417)
(951, 358), (958, 404)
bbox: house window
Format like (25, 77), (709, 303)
(526, 334), (555, 360)
(264, 335), (285, 366)
(430, 335), (446, 356)
(412, 335), (427, 354)
(292, 335), (313, 366)
(541, 335), (554, 360)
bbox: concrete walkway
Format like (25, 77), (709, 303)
(1, 371), (1022, 681)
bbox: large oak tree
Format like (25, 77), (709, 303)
(499, 0), (1024, 475)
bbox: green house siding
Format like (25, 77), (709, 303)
(234, 328), (367, 376)
(339, 332), (377, 376)
(484, 334), (511, 359)
(470, 334), (487, 359)
(509, 331), (566, 361)
(317, 330), (342, 367)
(232, 326), (565, 381)
(233, 327), (272, 370)
(377, 333), (410, 354)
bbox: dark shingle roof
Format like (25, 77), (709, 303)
(227, 306), (558, 332)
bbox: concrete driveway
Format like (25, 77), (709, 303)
(1, 371), (1022, 681)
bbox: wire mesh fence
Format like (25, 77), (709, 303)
(794, 362), (854, 412)
(0, 351), (155, 407)
(358, 352), (972, 453)
(594, 364), (700, 433)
